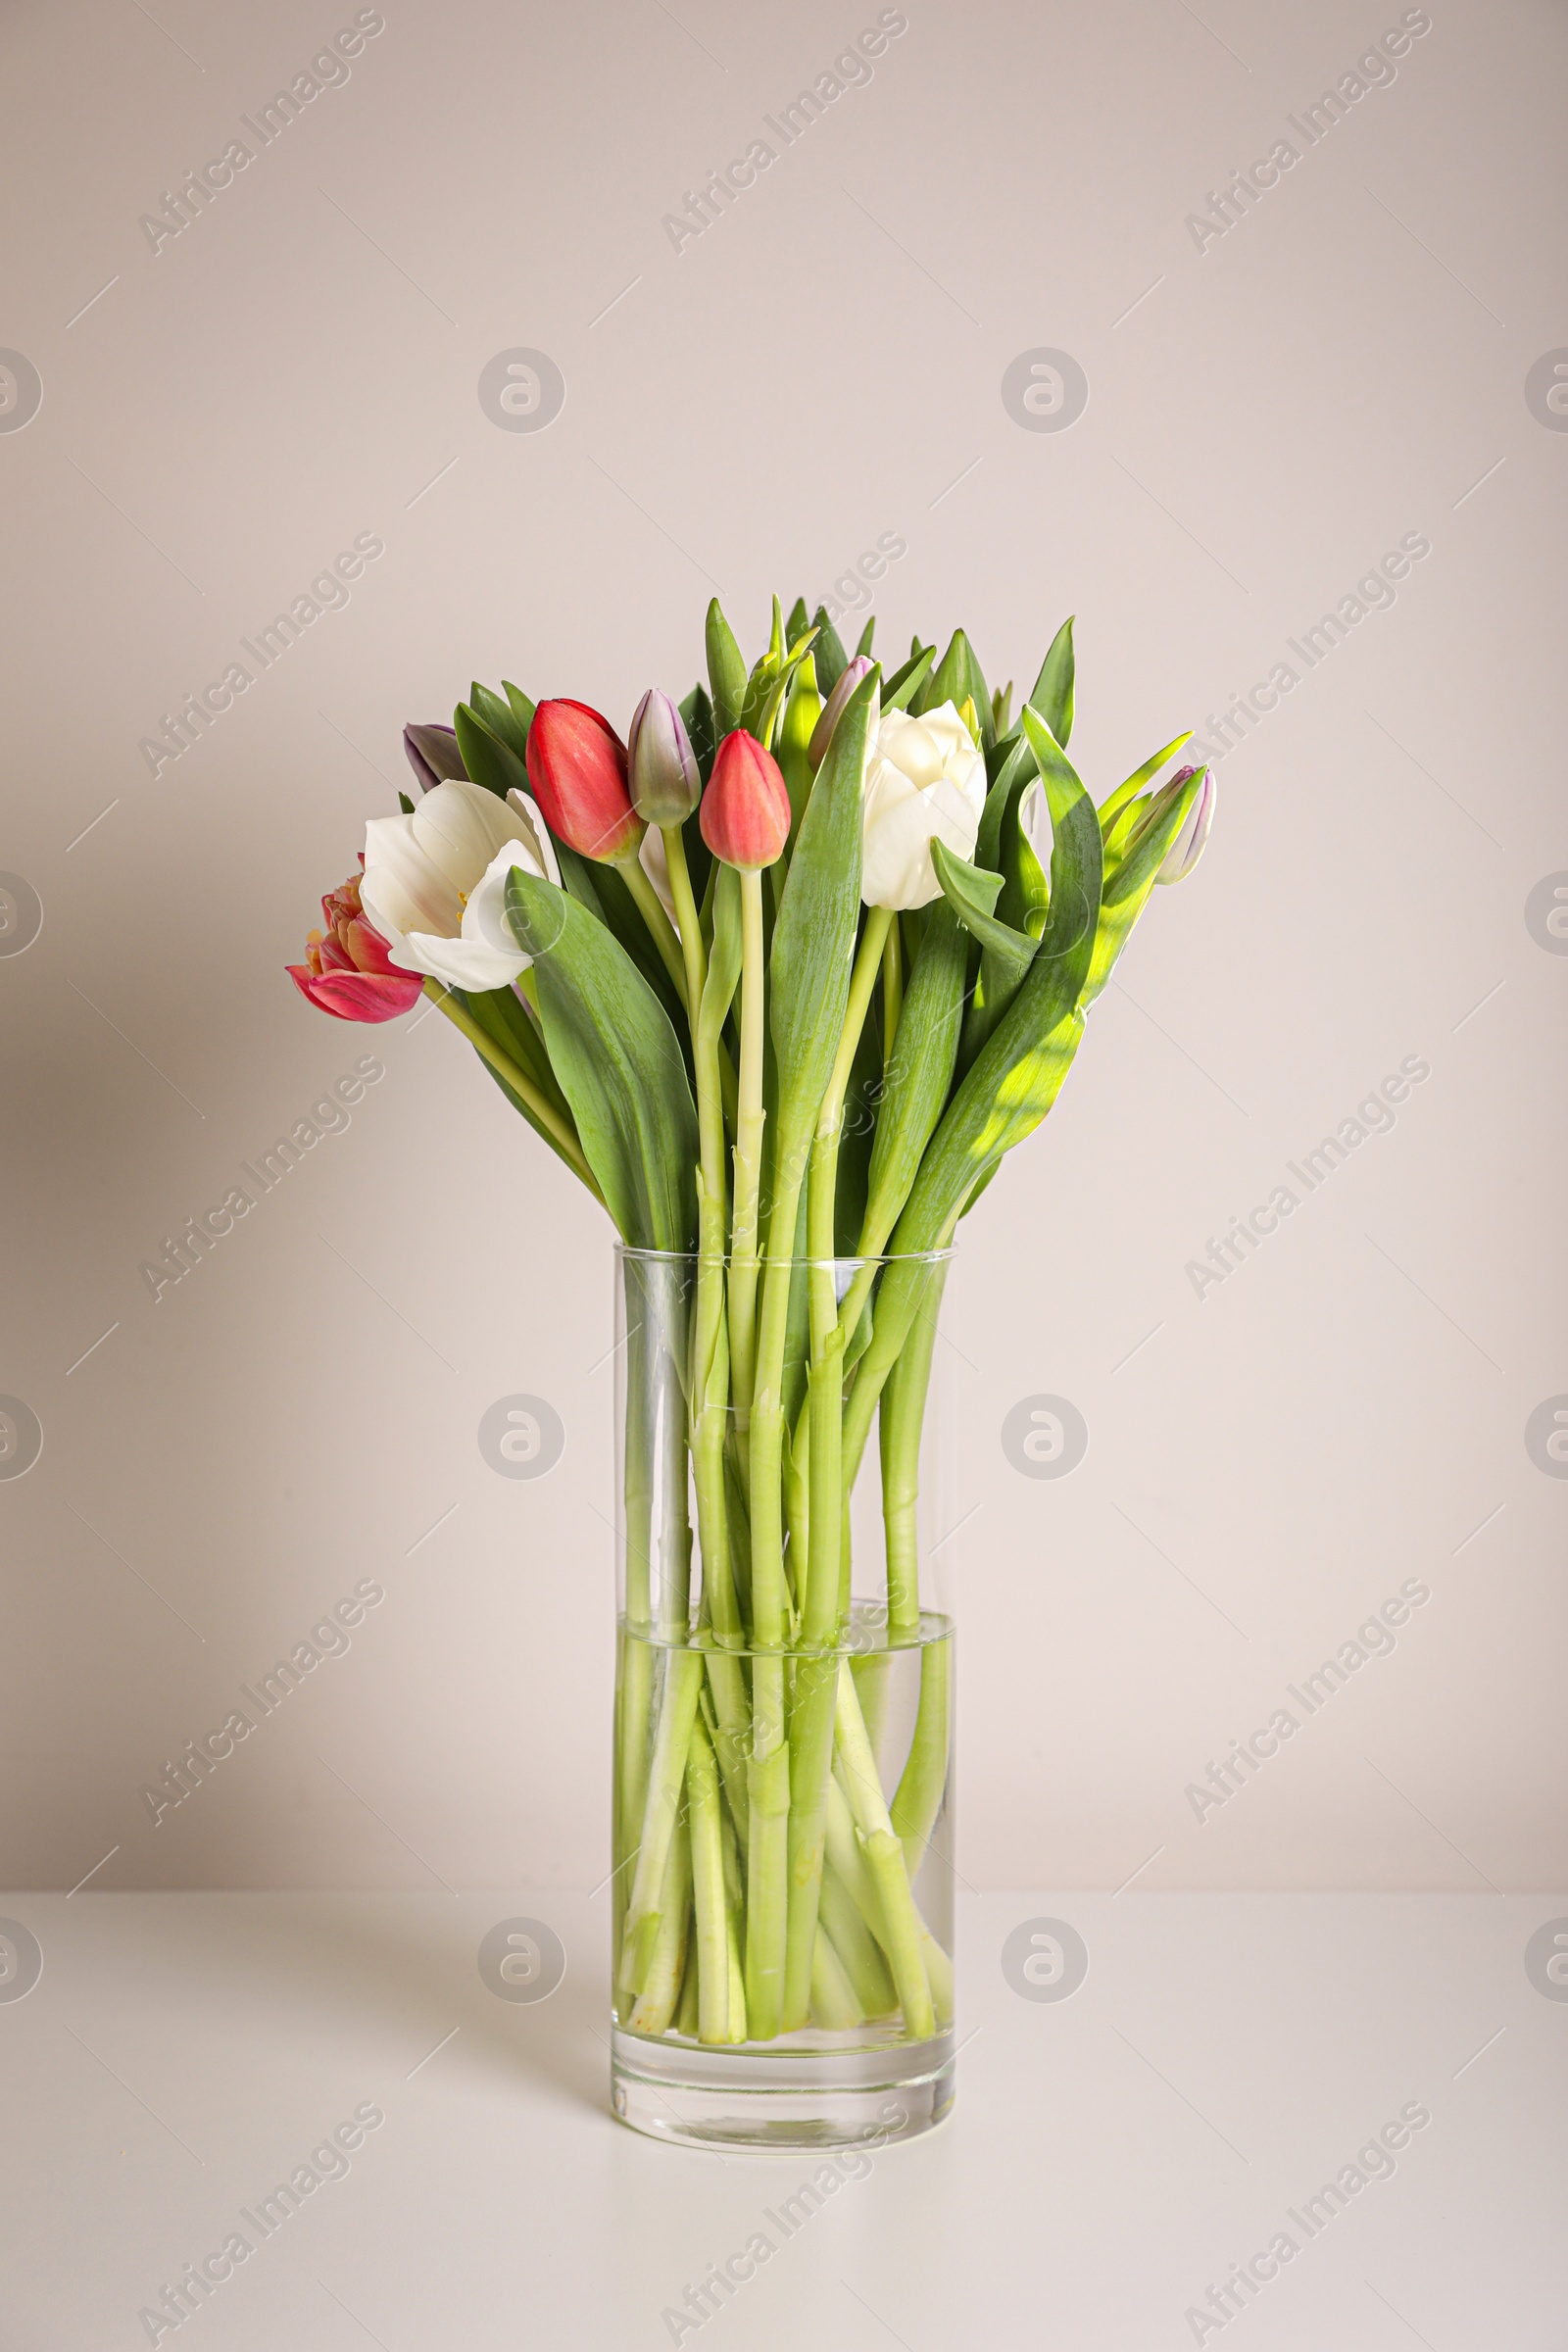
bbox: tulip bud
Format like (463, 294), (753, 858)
(1154, 766), (1215, 884)
(404, 722), (466, 796)
(808, 655), (875, 770)
(525, 698), (642, 864)
(627, 689), (701, 826)
(700, 730), (791, 870)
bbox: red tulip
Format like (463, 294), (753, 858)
(700, 730), (791, 870)
(525, 698), (642, 863)
(286, 873), (422, 1022)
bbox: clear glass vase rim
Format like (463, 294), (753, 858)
(614, 1243), (957, 1269)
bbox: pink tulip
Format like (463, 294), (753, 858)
(286, 873), (422, 1022)
(700, 730), (791, 870)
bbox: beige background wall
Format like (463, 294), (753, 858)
(1, 0), (1563, 1893)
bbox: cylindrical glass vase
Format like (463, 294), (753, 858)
(609, 1245), (956, 2151)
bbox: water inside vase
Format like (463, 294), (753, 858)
(612, 1604), (955, 2054)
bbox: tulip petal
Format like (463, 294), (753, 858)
(504, 790), (564, 889)
(286, 962), (421, 1022)
(362, 813), (464, 950)
(462, 838), (560, 976)
(412, 777), (529, 895)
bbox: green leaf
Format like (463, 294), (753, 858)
(756, 628), (817, 747)
(929, 838), (1004, 928)
(706, 599), (748, 739)
(397, 790), (416, 814)
(471, 682), (527, 763)
(679, 802), (712, 914)
(973, 625), (1077, 870)
(1027, 616), (1075, 748)
(679, 681), (716, 782)
(785, 596), (810, 648)
(932, 839), (1037, 1024)
(552, 842), (689, 1050)
(454, 703), (525, 802)
(855, 615), (876, 657)
(835, 997), (882, 1255)
(503, 681), (536, 755)
(810, 609), (850, 698)
(858, 903), (969, 1252)
(929, 629), (994, 746)
(1082, 764), (1203, 1007)
(890, 713), (1102, 1253)
(776, 655), (821, 855)
(1098, 730), (1194, 849)
(882, 644), (936, 713)
(933, 838), (1038, 1069)
(769, 666), (878, 1150)
(504, 872), (698, 1251)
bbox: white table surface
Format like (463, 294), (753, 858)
(3, 1891), (1563, 2348)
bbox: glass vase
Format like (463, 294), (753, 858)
(609, 1245), (956, 2150)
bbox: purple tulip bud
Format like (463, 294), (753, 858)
(808, 656), (875, 770)
(1155, 766), (1215, 884)
(626, 689), (701, 826)
(404, 722), (466, 797)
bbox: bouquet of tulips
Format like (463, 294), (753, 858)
(289, 595), (1214, 2053)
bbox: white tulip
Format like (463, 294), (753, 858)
(360, 778), (562, 992)
(859, 702), (987, 910)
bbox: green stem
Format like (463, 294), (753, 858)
(627, 1815), (692, 2034)
(619, 1647), (703, 1995)
(661, 823), (708, 1023)
(702, 1654), (750, 1853)
(780, 1650), (839, 2031)
(675, 1933), (700, 2038)
(618, 850), (691, 1013)
(882, 915), (903, 1064)
(613, 1627), (653, 1973)
(686, 1709), (731, 2044)
(421, 981), (601, 1198)
(807, 906), (893, 1357)
(879, 1258), (944, 1635)
(743, 1653), (790, 2037)
(809, 1927), (863, 2030)
(692, 880), (739, 1643)
(818, 1859), (896, 2016)
(834, 1661), (935, 2039)
(726, 869), (766, 1423)
(890, 1640), (952, 1884)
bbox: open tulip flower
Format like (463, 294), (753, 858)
(286, 874), (423, 1022)
(860, 701), (986, 909)
(285, 597), (1218, 2076)
(359, 777), (562, 993)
